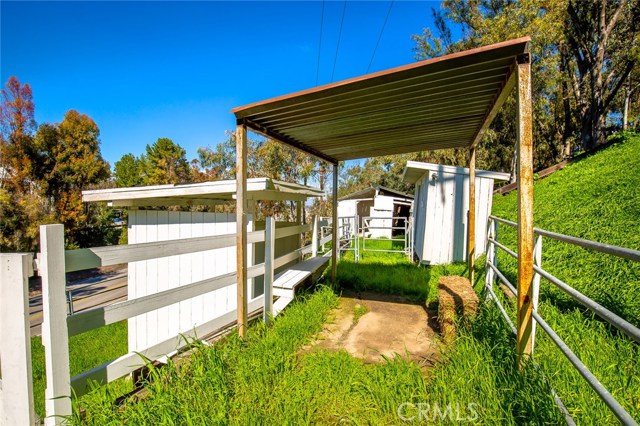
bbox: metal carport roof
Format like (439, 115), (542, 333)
(230, 36), (535, 361)
(232, 37), (530, 164)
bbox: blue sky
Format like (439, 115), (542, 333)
(1, 1), (450, 168)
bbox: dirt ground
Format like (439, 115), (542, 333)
(309, 290), (441, 366)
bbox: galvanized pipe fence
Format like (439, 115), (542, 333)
(485, 215), (640, 426)
(359, 216), (411, 257)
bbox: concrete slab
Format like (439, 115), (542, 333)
(310, 290), (441, 365)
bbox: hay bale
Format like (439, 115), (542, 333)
(438, 276), (479, 344)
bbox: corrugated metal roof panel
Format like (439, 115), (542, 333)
(232, 37), (530, 163)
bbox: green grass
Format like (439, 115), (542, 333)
(352, 303), (368, 324)
(31, 321), (128, 420)
(67, 135), (640, 424)
(490, 133), (640, 424)
(72, 236), (566, 424)
(72, 286), (564, 425)
(336, 236), (470, 304)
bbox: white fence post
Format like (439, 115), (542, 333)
(311, 215), (318, 258)
(0, 253), (36, 426)
(263, 216), (275, 325)
(40, 224), (72, 425)
(531, 234), (542, 354)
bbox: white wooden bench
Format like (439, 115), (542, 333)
(272, 255), (330, 315)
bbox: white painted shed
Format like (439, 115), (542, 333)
(83, 178), (323, 352)
(403, 161), (509, 265)
(337, 186), (413, 238)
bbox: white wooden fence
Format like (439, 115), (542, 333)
(0, 215), (330, 426)
(1, 253), (36, 426)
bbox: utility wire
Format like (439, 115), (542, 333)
(331, 0), (348, 83)
(315, 1), (325, 86)
(366, 0), (394, 74)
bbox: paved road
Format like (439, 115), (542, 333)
(29, 272), (128, 337)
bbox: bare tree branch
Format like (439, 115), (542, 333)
(605, 0), (628, 37)
(604, 60), (636, 111)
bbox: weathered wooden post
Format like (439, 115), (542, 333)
(531, 234), (542, 354)
(516, 52), (534, 368)
(1, 253), (36, 426)
(312, 215), (318, 257)
(236, 123), (248, 339)
(331, 163), (339, 282)
(40, 224), (72, 425)
(263, 216), (275, 325)
(468, 147), (476, 284)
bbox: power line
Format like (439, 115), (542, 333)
(315, 1), (325, 86)
(366, 0), (394, 74)
(331, 0), (348, 83)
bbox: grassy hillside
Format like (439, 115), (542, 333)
(490, 133), (640, 424)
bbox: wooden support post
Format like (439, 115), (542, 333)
(1, 253), (35, 426)
(516, 53), (534, 368)
(235, 123), (248, 339)
(41, 224), (72, 425)
(331, 164), (338, 282)
(468, 146), (476, 284)
(263, 216), (275, 325)
(531, 234), (542, 354)
(312, 215), (318, 257)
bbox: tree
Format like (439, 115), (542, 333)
(114, 153), (143, 187)
(38, 110), (110, 194)
(0, 77), (45, 251)
(566, 0), (640, 149)
(142, 138), (190, 185)
(34, 110), (111, 247)
(412, 0), (569, 176)
(0, 76), (37, 193)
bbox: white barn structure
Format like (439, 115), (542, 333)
(83, 178), (323, 352)
(337, 186), (413, 238)
(403, 161), (509, 265)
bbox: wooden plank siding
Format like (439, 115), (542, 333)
(411, 170), (498, 265)
(127, 211), (253, 353)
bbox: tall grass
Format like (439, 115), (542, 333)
(73, 287), (565, 425)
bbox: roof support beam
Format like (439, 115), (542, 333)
(515, 53), (534, 369)
(235, 123), (248, 339)
(469, 63), (517, 149)
(241, 118), (338, 165)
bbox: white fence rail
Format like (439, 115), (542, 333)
(485, 215), (640, 426)
(0, 216), (329, 426)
